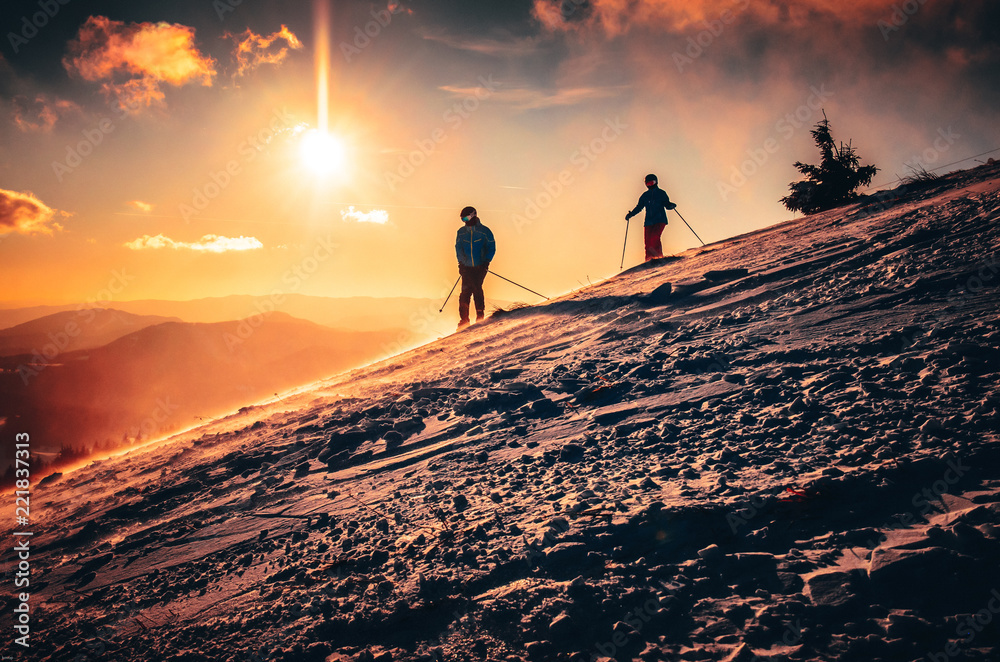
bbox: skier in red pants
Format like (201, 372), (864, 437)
(625, 174), (677, 261)
(455, 206), (496, 330)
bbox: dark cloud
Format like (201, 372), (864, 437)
(528, 0), (1000, 139)
(413, 0), (538, 34)
(11, 93), (81, 132)
(529, 0), (1000, 86)
(0, 188), (66, 235)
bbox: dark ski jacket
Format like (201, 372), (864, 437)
(628, 186), (676, 227)
(456, 220), (496, 267)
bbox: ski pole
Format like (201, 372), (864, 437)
(674, 208), (706, 247)
(487, 271), (550, 300)
(620, 217), (631, 269)
(438, 276), (461, 312)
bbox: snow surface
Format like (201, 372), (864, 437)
(18, 164), (1000, 662)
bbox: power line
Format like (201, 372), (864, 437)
(864, 146), (1000, 191)
(113, 203), (514, 225)
(113, 213), (279, 224)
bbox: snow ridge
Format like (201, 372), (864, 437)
(26, 164), (1000, 662)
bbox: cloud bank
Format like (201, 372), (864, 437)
(124, 234), (263, 252)
(0, 189), (66, 236)
(63, 16), (216, 113)
(340, 207), (390, 224)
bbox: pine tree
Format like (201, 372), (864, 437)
(781, 112), (878, 214)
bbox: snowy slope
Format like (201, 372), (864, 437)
(17, 164), (1000, 662)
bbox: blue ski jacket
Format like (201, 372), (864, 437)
(627, 186), (676, 227)
(456, 220), (496, 267)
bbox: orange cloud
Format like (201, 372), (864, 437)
(228, 25), (302, 82)
(102, 77), (166, 113)
(63, 16), (216, 113)
(340, 207), (389, 224)
(388, 1), (414, 17)
(11, 95), (82, 133)
(127, 200), (154, 213)
(0, 189), (67, 236)
(124, 234), (263, 252)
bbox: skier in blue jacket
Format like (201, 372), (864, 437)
(455, 205), (496, 329)
(625, 173), (677, 261)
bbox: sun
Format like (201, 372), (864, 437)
(298, 129), (347, 177)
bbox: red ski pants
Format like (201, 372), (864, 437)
(644, 223), (666, 261)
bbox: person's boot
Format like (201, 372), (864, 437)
(458, 300), (470, 330)
(476, 309), (485, 323)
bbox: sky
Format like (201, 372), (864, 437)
(1, 0), (998, 306)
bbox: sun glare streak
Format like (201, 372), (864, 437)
(315, 0), (330, 134)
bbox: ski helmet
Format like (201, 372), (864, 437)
(460, 206), (477, 222)
(645, 174), (658, 186)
